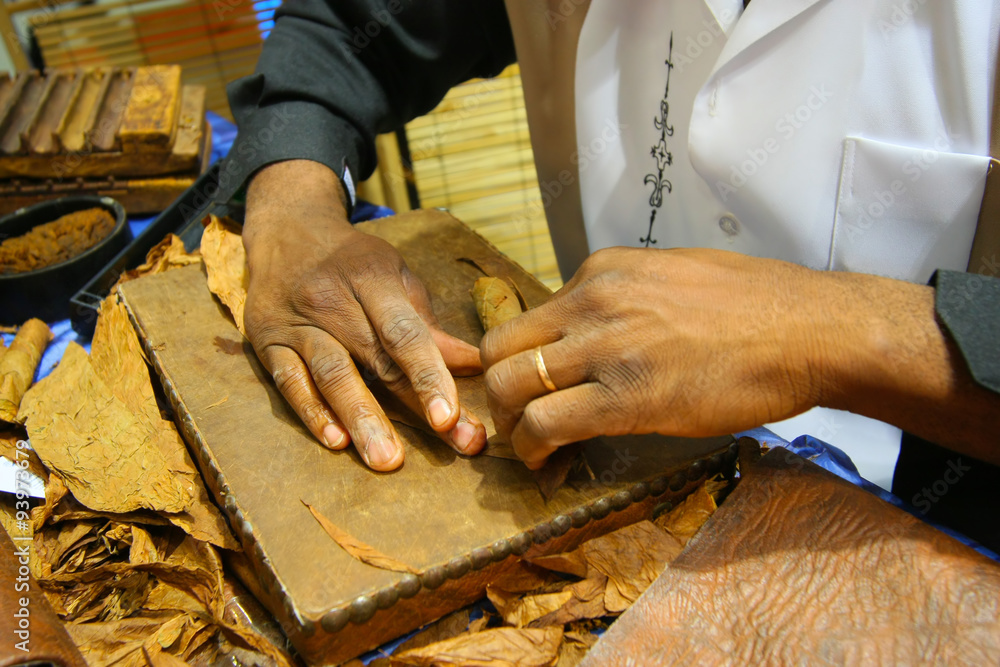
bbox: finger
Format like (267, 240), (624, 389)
(370, 379), (487, 456)
(256, 344), (349, 451)
(358, 281), (461, 433)
(300, 332), (404, 471)
(484, 340), (587, 443)
(430, 327), (482, 377)
(480, 299), (566, 370)
(511, 383), (620, 470)
(404, 266), (482, 376)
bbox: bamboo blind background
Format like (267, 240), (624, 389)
(404, 65), (561, 290)
(30, 0), (278, 121)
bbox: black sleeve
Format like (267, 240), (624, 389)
(931, 269), (1000, 394)
(217, 0), (516, 204)
(890, 269), (1000, 554)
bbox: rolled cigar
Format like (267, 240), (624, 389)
(0, 319), (53, 423)
(473, 276), (523, 331)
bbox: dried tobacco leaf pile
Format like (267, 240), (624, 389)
(0, 238), (294, 667)
(0, 207), (116, 274)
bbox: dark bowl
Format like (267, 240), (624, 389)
(0, 196), (131, 323)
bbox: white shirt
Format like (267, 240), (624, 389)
(574, 0), (998, 489)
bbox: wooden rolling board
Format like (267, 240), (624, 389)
(118, 210), (735, 664)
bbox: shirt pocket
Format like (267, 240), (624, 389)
(829, 136), (990, 283)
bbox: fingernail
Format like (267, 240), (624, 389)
(322, 423), (345, 449)
(366, 439), (399, 467)
(451, 421), (478, 453)
(427, 397), (454, 429)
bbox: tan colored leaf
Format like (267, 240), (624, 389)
(556, 629), (599, 667)
(0, 318), (52, 423)
(392, 626), (563, 667)
(20, 304), (238, 550)
(489, 576), (607, 629)
(528, 551), (588, 579)
(201, 215), (249, 336)
(654, 482), (718, 546)
(472, 276), (523, 331)
(533, 443), (583, 501)
(90, 297), (160, 421)
(303, 501), (419, 574)
(113, 233), (201, 290)
(396, 610), (472, 654)
(20, 343), (192, 514)
(578, 520), (683, 614)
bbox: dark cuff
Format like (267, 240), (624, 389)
(930, 269), (1000, 393)
(216, 96), (365, 214)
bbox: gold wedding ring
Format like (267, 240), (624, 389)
(534, 346), (558, 393)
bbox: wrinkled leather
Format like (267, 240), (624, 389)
(583, 448), (1000, 666)
(0, 527), (85, 667)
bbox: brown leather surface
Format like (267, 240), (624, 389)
(0, 527), (85, 667)
(118, 210), (733, 665)
(583, 448), (1000, 666)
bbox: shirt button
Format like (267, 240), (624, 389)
(719, 215), (740, 237)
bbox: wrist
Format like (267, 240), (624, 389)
(243, 159), (354, 261)
(811, 271), (947, 414)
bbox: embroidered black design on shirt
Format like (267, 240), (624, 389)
(641, 33), (674, 247)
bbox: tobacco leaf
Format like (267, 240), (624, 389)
(21, 302), (238, 550)
(457, 257), (529, 311)
(201, 215), (249, 336)
(113, 233), (201, 290)
(0, 318), (53, 423)
(577, 520), (683, 613)
(20, 343), (192, 514)
(392, 626), (563, 667)
(654, 482), (718, 546)
(396, 610), (473, 654)
(67, 612), (211, 667)
(303, 501), (420, 574)
(488, 575), (607, 629)
(472, 276), (523, 331)
(528, 550), (588, 579)
(534, 443), (584, 501)
(556, 628), (600, 667)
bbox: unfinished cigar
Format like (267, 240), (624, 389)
(473, 276), (523, 331)
(0, 318), (53, 423)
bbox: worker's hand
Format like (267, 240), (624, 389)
(242, 160), (486, 471)
(480, 247), (832, 469)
